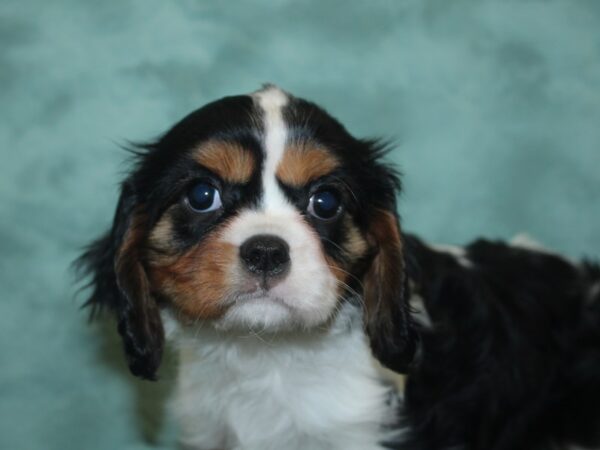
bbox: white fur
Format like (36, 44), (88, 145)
(164, 304), (400, 450)
(510, 233), (581, 268)
(510, 233), (572, 259)
(253, 85), (292, 212)
(408, 290), (431, 328)
(510, 233), (547, 252)
(588, 281), (600, 305)
(429, 243), (473, 268)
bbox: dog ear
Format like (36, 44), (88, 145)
(363, 208), (417, 373)
(77, 180), (164, 380)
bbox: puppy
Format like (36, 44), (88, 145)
(78, 85), (600, 450)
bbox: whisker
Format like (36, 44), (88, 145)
(321, 236), (347, 256)
(325, 263), (365, 293)
(330, 175), (359, 204)
(247, 328), (271, 346)
(334, 277), (361, 299)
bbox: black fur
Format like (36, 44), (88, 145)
(399, 235), (600, 449)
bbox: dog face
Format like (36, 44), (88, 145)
(79, 86), (416, 379)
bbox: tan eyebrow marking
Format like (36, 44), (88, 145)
(276, 144), (340, 186)
(194, 141), (256, 183)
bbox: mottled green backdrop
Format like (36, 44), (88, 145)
(1, 1), (598, 449)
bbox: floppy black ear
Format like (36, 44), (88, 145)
(363, 208), (417, 373)
(77, 180), (164, 380)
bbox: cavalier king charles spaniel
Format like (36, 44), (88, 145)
(78, 85), (600, 450)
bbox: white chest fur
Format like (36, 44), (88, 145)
(164, 305), (398, 450)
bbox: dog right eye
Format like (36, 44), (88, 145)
(186, 182), (222, 213)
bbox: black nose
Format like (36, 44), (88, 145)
(240, 234), (290, 277)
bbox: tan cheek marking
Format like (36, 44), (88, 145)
(148, 232), (238, 320)
(324, 219), (369, 298)
(343, 218), (369, 260)
(325, 255), (349, 297)
(147, 207), (176, 257)
(276, 144), (339, 186)
(195, 141), (255, 183)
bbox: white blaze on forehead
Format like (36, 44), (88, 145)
(252, 86), (292, 211)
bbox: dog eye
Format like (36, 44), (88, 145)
(308, 190), (342, 220)
(186, 182), (222, 213)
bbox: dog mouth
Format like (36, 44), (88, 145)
(213, 288), (299, 332)
(228, 288), (289, 307)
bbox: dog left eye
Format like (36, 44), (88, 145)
(308, 190), (342, 220)
(186, 182), (222, 213)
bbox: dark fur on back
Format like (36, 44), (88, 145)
(400, 235), (600, 450)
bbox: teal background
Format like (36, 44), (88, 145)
(1, 1), (599, 449)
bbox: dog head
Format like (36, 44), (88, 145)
(78, 85), (416, 379)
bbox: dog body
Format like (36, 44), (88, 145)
(78, 86), (600, 450)
(403, 235), (600, 450)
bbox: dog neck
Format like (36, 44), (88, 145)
(162, 302), (402, 450)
